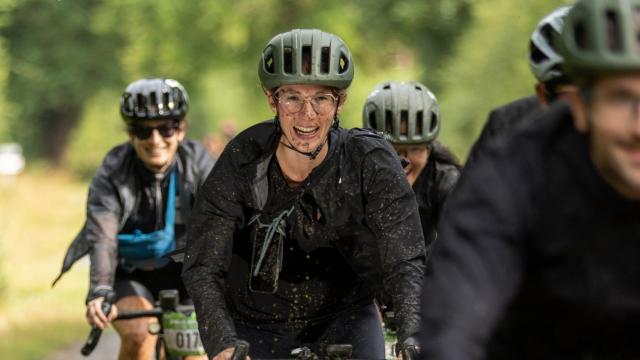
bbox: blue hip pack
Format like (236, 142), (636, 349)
(117, 170), (177, 260)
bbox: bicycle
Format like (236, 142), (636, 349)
(229, 340), (417, 360)
(81, 289), (205, 360)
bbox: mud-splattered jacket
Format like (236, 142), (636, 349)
(419, 103), (640, 360)
(413, 146), (461, 252)
(53, 140), (214, 300)
(182, 121), (426, 356)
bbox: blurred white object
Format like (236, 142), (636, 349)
(0, 143), (25, 175)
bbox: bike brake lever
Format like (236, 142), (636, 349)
(230, 340), (250, 360)
(80, 291), (115, 356)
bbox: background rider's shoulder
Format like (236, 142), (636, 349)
(96, 142), (134, 177)
(215, 120), (278, 170)
(343, 127), (396, 157)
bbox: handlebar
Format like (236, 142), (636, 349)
(80, 291), (115, 356)
(80, 289), (193, 356)
(230, 341), (369, 360)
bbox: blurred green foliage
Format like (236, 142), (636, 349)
(0, 0), (572, 170)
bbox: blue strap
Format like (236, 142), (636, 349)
(117, 169), (177, 260)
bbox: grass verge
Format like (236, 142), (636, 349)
(0, 169), (91, 359)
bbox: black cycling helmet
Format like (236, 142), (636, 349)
(363, 81), (440, 145)
(529, 6), (572, 84)
(120, 78), (189, 123)
(258, 29), (354, 90)
(559, 0), (640, 83)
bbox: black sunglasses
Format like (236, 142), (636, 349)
(128, 123), (179, 140)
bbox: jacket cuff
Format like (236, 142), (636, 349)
(86, 285), (113, 304)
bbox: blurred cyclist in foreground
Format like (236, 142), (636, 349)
(419, 1), (640, 359)
(467, 5), (578, 164)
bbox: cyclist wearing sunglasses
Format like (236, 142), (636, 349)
(419, 1), (640, 359)
(54, 78), (214, 359)
(182, 29), (425, 360)
(466, 5), (579, 165)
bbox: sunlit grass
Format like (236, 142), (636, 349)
(0, 169), (91, 357)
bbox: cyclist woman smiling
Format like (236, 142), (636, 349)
(182, 29), (425, 360)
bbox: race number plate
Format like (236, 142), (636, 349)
(162, 311), (205, 356)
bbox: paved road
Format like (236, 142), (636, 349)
(46, 329), (120, 360)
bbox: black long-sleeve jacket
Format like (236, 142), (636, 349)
(53, 140), (214, 300)
(413, 143), (461, 250)
(419, 103), (640, 360)
(182, 121), (426, 356)
(466, 95), (541, 166)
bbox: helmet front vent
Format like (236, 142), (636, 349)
(400, 111), (409, 137)
(320, 47), (330, 74)
(416, 111), (424, 135)
(606, 10), (623, 52)
(385, 110), (393, 134)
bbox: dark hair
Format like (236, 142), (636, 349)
(429, 141), (462, 170)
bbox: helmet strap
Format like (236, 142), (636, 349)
(275, 112), (330, 161)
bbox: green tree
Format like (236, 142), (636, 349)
(2, 0), (121, 166)
(437, 0), (573, 159)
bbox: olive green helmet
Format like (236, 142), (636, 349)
(258, 29), (354, 90)
(559, 0), (640, 82)
(363, 81), (440, 145)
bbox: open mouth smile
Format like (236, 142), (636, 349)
(293, 125), (320, 138)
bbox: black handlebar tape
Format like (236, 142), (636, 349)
(80, 291), (115, 356)
(230, 340), (250, 360)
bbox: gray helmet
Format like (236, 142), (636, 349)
(258, 29), (354, 90)
(559, 0), (640, 82)
(363, 81), (440, 145)
(529, 6), (572, 83)
(120, 78), (189, 123)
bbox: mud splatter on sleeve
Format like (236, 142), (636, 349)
(86, 168), (122, 300)
(182, 144), (246, 356)
(362, 145), (426, 343)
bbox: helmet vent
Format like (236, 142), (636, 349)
(400, 111), (409, 136)
(606, 10), (623, 53)
(320, 47), (330, 74)
(415, 86), (422, 91)
(530, 41), (548, 63)
(575, 20), (587, 50)
(122, 93), (132, 114)
(148, 92), (158, 115)
(540, 24), (556, 48)
(368, 112), (377, 130)
(136, 94), (146, 114)
(635, 7), (640, 52)
(283, 47), (293, 74)
(339, 53), (349, 74)
(302, 45), (312, 75)
(430, 113), (438, 133)
(162, 91), (170, 111)
(385, 110), (393, 133)
(264, 48), (275, 74)
(416, 111), (424, 135)
(383, 84), (391, 90)
(174, 89), (184, 110)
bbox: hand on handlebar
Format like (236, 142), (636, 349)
(86, 296), (118, 329)
(212, 347), (251, 360)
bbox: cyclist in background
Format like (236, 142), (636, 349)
(467, 5), (577, 164)
(182, 29), (425, 360)
(419, 1), (640, 359)
(362, 81), (460, 335)
(363, 81), (460, 251)
(54, 78), (214, 360)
